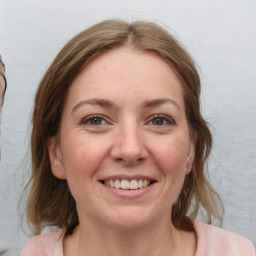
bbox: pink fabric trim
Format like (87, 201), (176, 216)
(21, 221), (255, 255)
(194, 220), (255, 256)
(20, 230), (63, 256)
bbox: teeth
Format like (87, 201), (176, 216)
(121, 180), (130, 189)
(114, 179), (121, 189)
(104, 179), (152, 190)
(138, 179), (143, 189)
(110, 180), (115, 187)
(130, 180), (138, 190)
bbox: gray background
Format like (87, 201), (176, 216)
(0, 0), (256, 254)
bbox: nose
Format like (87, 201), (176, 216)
(110, 122), (147, 165)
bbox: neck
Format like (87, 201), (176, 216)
(64, 214), (187, 256)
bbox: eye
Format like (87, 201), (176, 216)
(81, 115), (107, 126)
(152, 117), (165, 125)
(149, 115), (175, 126)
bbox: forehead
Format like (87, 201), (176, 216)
(67, 48), (185, 105)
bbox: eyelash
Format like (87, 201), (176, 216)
(148, 114), (175, 126)
(80, 115), (108, 126)
(79, 114), (175, 127)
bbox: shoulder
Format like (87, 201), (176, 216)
(194, 220), (255, 256)
(20, 230), (63, 256)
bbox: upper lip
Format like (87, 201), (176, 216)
(99, 175), (157, 181)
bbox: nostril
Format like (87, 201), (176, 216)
(115, 157), (124, 162)
(113, 156), (145, 164)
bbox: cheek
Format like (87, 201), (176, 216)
(153, 136), (189, 193)
(153, 136), (189, 174)
(147, 137), (190, 213)
(59, 136), (109, 206)
(61, 136), (108, 181)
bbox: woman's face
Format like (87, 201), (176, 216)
(48, 48), (195, 229)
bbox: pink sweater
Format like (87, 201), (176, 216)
(21, 220), (255, 255)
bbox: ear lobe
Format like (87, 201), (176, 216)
(185, 158), (193, 175)
(47, 137), (66, 180)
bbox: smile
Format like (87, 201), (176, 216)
(102, 179), (156, 190)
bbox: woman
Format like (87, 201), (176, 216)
(21, 20), (255, 255)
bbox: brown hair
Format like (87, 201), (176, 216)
(25, 19), (223, 235)
(0, 55), (7, 105)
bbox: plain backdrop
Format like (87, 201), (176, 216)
(0, 0), (256, 255)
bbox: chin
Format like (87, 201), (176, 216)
(102, 207), (159, 230)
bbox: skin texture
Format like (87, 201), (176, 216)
(48, 48), (196, 256)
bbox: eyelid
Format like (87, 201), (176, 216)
(79, 114), (110, 126)
(146, 114), (176, 125)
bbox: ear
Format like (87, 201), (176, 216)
(47, 136), (66, 180)
(185, 135), (196, 175)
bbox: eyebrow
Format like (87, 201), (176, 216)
(142, 98), (181, 112)
(72, 98), (117, 113)
(72, 97), (181, 113)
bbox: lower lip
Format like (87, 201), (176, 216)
(99, 182), (155, 199)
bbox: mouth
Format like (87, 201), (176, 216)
(99, 179), (157, 190)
